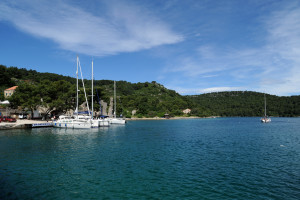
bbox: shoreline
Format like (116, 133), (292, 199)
(0, 117), (216, 129)
(125, 116), (299, 120)
(1, 116), (298, 129)
(126, 116), (219, 120)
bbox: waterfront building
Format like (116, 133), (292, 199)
(4, 86), (18, 98)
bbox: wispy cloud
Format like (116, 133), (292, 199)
(168, 86), (243, 95)
(0, 0), (183, 56)
(198, 87), (243, 94)
(163, 2), (300, 96)
(261, 3), (300, 95)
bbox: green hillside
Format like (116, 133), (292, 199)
(0, 65), (198, 118)
(1, 64), (300, 117)
(187, 91), (300, 117)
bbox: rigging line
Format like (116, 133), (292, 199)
(78, 58), (91, 116)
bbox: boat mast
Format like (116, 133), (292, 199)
(114, 80), (116, 118)
(76, 56), (79, 117)
(78, 57), (90, 116)
(92, 59), (94, 118)
(264, 94), (267, 117)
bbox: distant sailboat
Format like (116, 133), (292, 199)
(109, 81), (126, 124)
(261, 93), (271, 123)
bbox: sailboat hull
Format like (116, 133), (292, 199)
(53, 116), (92, 129)
(110, 118), (126, 124)
(261, 118), (271, 123)
(53, 121), (91, 129)
(99, 119), (110, 127)
(91, 119), (110, 127)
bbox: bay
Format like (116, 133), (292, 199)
(0, 117), (299, 199)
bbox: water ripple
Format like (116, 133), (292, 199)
(0, 118), (299, 199)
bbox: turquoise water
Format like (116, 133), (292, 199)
(0, 117), (299, 199)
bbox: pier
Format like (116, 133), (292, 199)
(0, 120), (53, 130)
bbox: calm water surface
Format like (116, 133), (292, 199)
(0, 117), (299, 199)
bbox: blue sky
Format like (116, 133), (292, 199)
(1, 0), (300, 96)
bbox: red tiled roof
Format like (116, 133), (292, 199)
(5, 86), (18, 91)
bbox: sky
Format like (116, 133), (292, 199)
(0, 0), (300, 96)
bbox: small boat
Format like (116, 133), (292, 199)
(109, 81), (126, 124)
(261, 93), (271, 123)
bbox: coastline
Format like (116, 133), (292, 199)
(0, 117), (220, 130)
(126, 116), (219, 120)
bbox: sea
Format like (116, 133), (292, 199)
(0, 117), (299, 199)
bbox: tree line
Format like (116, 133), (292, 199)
(1, 65), (300, 117)
(187, 91), (300, 117)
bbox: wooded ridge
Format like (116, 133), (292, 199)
(1, 64), (299, 117)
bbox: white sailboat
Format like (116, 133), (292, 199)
(53, 56), (92, 129)
(54, 115), (92, 129)
(90, 60), (109, 127)
(109, 81), (126, 124)
(261, 93), (271, 123)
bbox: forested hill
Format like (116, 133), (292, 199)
(0, 64), (197, 118)
(187, 91), (300, 117)
(1, 64), (300, 117)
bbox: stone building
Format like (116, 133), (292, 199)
(4, 86), (18, 98)
(182, 108), (191, 114)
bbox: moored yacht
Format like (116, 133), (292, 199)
(53, 115), (91, 129)
(90, 60), (110, 127)
(53, 56), (92, 129)
(92, 117), (110, 127)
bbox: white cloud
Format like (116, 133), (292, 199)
(0, 0), (183, 56)
(169, 86), (243, 95)
(163, 3), (300, 96)
(167, 47), (231, 77)
(259, 5), (300, 95)
(198, 87), (243, 94)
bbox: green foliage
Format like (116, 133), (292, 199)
(187, 91), (300, 117)
(0, 65), (16, 87)
(117, 81), (193, 117)
(9, 80), (76, 117)
(9, 83), (41, 115)
(1, 65), (300, 117)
